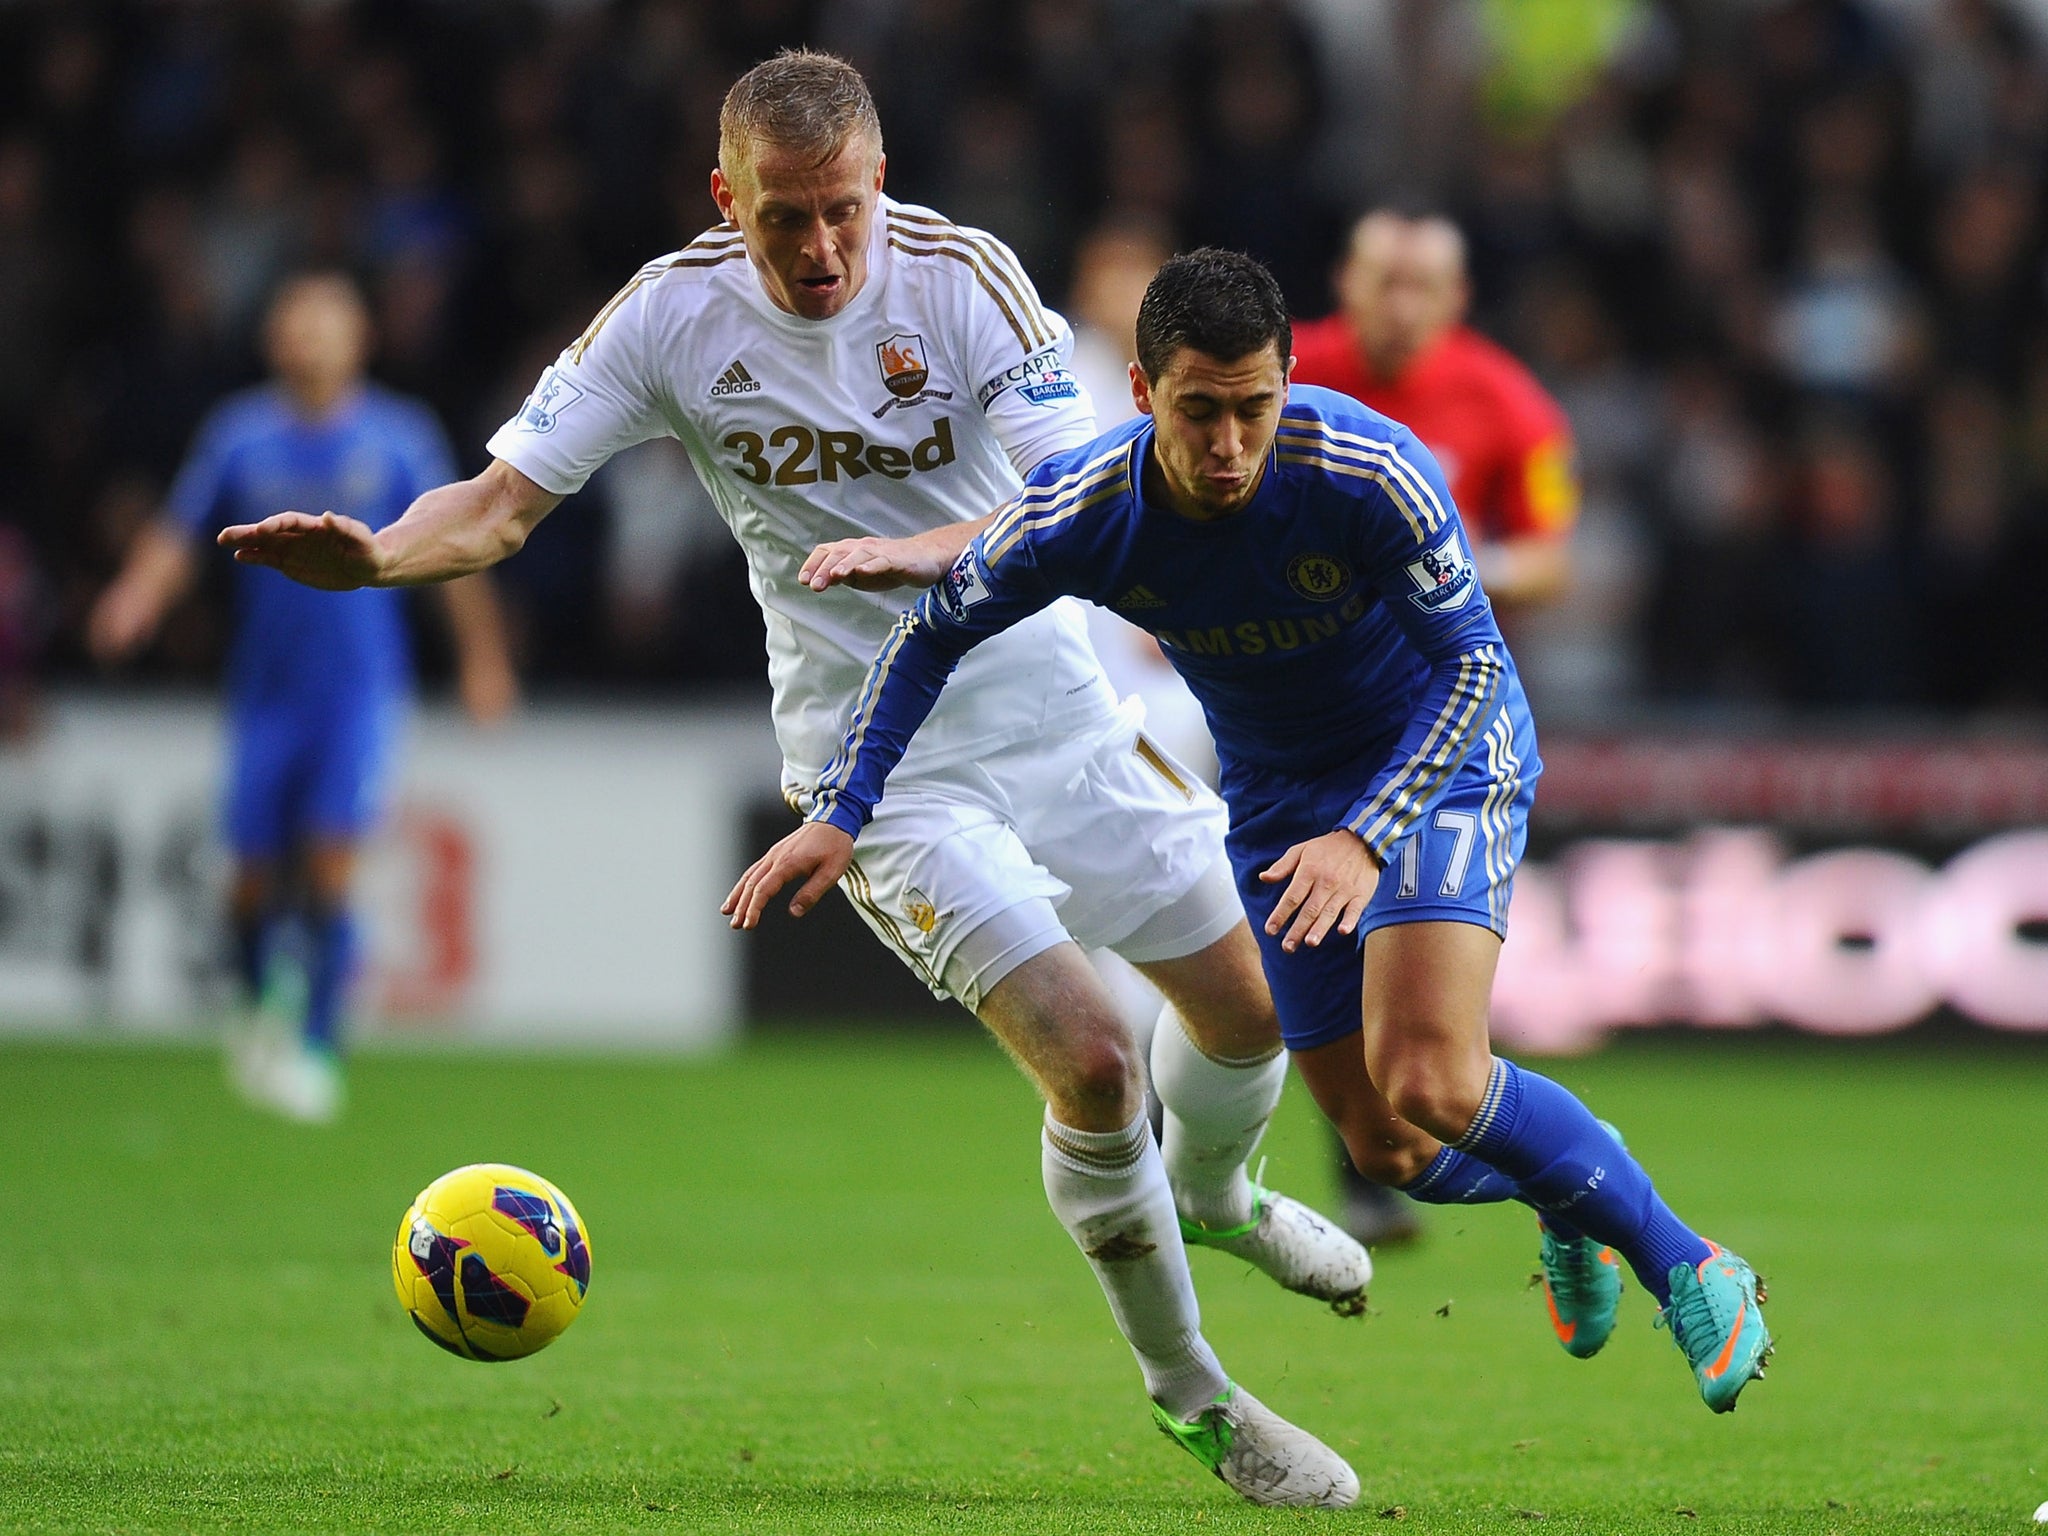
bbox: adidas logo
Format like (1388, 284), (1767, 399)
(1115, 584), (1167, 610)
(709, 359), (761, 397)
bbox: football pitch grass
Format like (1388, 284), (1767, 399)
(2, 1029), (2041, 1534)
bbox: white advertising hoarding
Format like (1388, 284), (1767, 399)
(3, 700), (2044, 1051)
(0, 695), (784, 1048)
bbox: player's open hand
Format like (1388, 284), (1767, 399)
(217, 510), (385, 591)
(1259, 829), (1381, 954)
(799, 535), (951, 592)
(87, 579), (159, 665)
(723, 821), (856, 929)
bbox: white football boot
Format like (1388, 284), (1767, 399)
(1153, 1382), (1361, 1508)
(269, 1041), (344, 1123)
(225, 1013), (285, 1106)
(237, 1035), (344, 1124)
(1181, 1183), (1372, 1317)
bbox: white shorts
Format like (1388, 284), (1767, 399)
(785, 705), (1239, 1013)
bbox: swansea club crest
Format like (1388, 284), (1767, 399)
(872, 332), (952, 417)
(877, 332), (930, 398)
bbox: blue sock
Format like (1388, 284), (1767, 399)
(303, 909), (360, 1056)
(1400, 1146), (1519, 1205)
(233, 912), (278, 1003)
(1401, 1146), (1585, 1237)
(1454, 1058), (1711, 1304)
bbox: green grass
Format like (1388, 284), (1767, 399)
(1, 1030), (2042, 1534)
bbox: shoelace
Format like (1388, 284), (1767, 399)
(1544, 1235), (1606, 1308)
(1653, 1267), (1727, 1353)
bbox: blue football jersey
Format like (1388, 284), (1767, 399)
(812, 385), (1537, 865)
(166, 383), (456, 708)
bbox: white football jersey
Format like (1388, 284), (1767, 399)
(487, 197), (1117, 783)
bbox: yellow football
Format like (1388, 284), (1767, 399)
(392, 1163), (591, 1361)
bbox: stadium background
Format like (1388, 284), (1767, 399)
(3, 4), (2046, 1533)
(2, 0), (2044, 1046)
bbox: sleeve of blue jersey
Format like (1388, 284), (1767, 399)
(805, 515), (1063, 838)
(162, 400), (245, 538)
(1280, 391), (1516, 859)
(393, 397), (461, 500)
(1377, 473), (1502, 658)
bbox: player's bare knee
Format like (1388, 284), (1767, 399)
(1344, 1130), (1435, 1188)
(1058, 1028), (1145, 1128)
(1372, 1054), (1486, 1146)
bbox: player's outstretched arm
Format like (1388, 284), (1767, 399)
(218, 459), (563, 590)
(88, 521), (196, 664)
(436, 574), (519, 725)
(723, 823), (855, 929)
(1474, 533), (1571, 611)
(798, 515), (994, 592)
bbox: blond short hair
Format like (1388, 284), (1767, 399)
(718, 50), (882, 185)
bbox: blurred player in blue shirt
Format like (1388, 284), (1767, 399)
(91, 272), (515, 1122)
(733, 251), (1773, 1416)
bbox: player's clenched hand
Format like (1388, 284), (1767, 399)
(217, 511), (385, 591)
(723, 822), (856, 929)
(799, 536), (951, 592)
(1259, 830), (1381, 954)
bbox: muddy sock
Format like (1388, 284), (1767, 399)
(1041, 1108), (1228, 1419)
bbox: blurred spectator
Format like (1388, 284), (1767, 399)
(1066, 214), (1172, 423)
(1509, 264), (1657, 716)
(1645, 360), (1784, 702)
(1770, 198), (1917, 403)
(1926, 167), (2039, 389)
(1779, 415), (1919, 707)
(1294, 211), (1579, 614)
(1183, 0), (1339, 310)
(0, 524), (42, 744)
(1918, 373), (2030, 709)
(198, 129), (307, 346)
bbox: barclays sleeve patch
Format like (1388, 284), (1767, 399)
(1404, 532), (1476, 613)
(517, 367), (585, 434)
(936, 547), (993, 621)
(976, 347), (1082, 411)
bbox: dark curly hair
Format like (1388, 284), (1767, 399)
(1134, 248), (1292, 381)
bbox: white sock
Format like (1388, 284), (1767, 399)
(1149, 1006), (1287, 1231)
(1041, 1108), (1229, 1419)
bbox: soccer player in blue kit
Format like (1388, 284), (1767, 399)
(730, 250), (1774, 1416)
(91, 272), (515, 1122)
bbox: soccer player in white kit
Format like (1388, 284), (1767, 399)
(220, 52), (1364, 1509)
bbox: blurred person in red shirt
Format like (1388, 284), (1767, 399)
(1295, 209), (1578, 613)
(1292, 207), (1581, 1246)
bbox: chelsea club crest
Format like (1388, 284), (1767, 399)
(1286, 552), (1352, 602)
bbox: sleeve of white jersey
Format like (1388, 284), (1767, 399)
(958, 244), (1100, 480)
(485, 266), (676, 496)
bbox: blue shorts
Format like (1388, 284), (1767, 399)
(223, 696), (405, 861)
(1221, 706), (1540, 1052)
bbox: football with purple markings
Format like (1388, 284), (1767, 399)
(392, 1163), (592, 1361)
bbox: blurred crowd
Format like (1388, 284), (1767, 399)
(3, 0), (2047, 721)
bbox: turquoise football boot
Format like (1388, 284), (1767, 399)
(1533, 1118), (1626, 1357)
(1537, 1224), (1623, 1358)
(1656, 1241), (1773, 1413)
